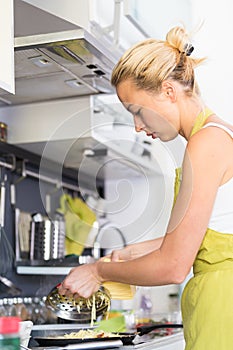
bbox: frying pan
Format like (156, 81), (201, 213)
(34, 323), (183, 346)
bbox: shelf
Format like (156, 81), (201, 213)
(16, 265), (73, 275)
(16, 255), (96, 275)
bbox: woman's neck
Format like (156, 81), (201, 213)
(179, 98), (207, 140)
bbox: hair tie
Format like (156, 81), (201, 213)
(184, 43), (194, 56)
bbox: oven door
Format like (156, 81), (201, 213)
(134, 332), (185, 350)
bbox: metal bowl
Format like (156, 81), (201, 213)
(45, 286), (111, 323)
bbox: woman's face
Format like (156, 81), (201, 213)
(116, 79), (180, 142)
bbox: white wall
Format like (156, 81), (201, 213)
(103, 136), (186, 313)
(124, 0), (192, 38)
(191, 0), (233, 122)
(105, 172), (181, 314)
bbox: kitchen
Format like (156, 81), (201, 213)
(0, 0), (232, 349)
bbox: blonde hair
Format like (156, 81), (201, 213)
(111, 26), (206, 96)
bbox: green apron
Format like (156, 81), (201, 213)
(174, 109), (233, 349)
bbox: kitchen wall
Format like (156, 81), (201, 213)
(102, 136), (186, 313)
(104, 173), (179, 314)
(190, 0), (233, 123)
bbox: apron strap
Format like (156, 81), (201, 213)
(190, 107), (214, 137)
(173, 107), (214, 204)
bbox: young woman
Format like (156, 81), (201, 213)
(59, 26), (233, 349)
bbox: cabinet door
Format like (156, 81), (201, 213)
(0, 0), (14, 93)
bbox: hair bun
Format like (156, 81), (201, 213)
(166, 26), (193, 56)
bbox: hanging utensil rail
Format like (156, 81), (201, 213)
(0, 157), (94, 195)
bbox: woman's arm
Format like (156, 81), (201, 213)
(59, 127), (230, 298)
(110, 236), (164, 261)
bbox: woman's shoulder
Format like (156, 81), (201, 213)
(188, 120), (233, 150)
(202, 120), (233, 138)
(185, 123), (233, 185)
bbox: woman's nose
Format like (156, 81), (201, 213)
(134, 116), (144, 133)
(135, 125), (143, 133)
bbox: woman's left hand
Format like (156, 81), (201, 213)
(58, 263), (102, 299)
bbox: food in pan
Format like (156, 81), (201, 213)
(55, 329), (120, 339)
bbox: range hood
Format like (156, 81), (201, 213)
(0, 1), (170, 181)
(3, 93), (162, 180)
(0, 0), (123, 106)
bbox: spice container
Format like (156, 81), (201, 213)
(0, 316), (21, 350)
(0, 122), (7, 142)
(168, 293), (180, 313)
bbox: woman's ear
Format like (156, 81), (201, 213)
(161, 81), (177, 102)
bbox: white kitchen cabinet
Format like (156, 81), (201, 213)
(0, 0), (14, 93)
(22, 0), (192, 49)
(21, 0), (146, 49)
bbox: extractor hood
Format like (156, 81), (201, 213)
(3, 93), (162, 180)
(0, 0), (123, 106)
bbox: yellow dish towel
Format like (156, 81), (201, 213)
(58, 194), (96, 255)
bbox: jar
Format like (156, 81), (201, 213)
(0, 317), (21, 350)
(0, 122), (7, 142)
(168, 293), (180, 313)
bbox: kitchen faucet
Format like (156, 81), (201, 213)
(92, 221), (126, 260)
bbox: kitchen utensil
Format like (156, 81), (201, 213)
(30, 213), (65, 261)
(0, 172), (22, 295)
(51, 212), (65, 260)
(45, 285), (111, 323)
(34, 333), (133, 347)
(136, 323), (183, 336)
(0, 173), (15, 276)
(0, 276), (21, 295)
(20, 345), (31, 350)
(15, 209), (31, 261)
(30, 214), (51, 261)
(0, 225), (15, 276)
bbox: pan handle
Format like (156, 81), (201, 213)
(137, 323), (183, 336)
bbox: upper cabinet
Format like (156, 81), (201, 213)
(21, 0), (148, 48)
(0, 0), (15, 94)
(0, 0), (193, 105)
(0, 0), (126, 106)
(22, 0), (192, 46)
